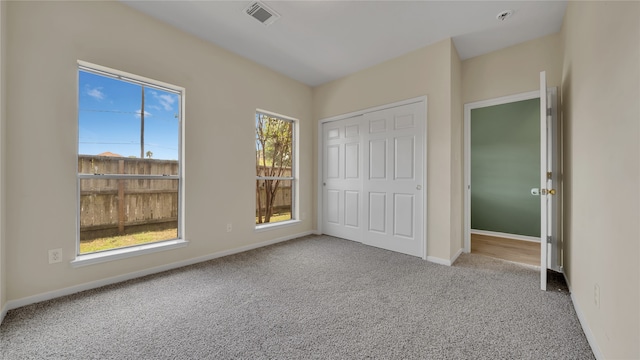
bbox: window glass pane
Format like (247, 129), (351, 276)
(255, 113), (294, 225)
(78, 64), (182, 256)
(79, 178), (178, 254)
(78, 70), (180, 175)
(255, 179), (292, 224)
(255, 114), (292, 171)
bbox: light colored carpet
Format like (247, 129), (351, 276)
(0, 235), (593, 359)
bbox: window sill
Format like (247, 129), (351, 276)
(71, 239), (188, 268)
(255, 219), (301, 232)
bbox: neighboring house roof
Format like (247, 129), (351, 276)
(97, 151), (123, 157)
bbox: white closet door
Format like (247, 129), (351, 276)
(362, 103), (424, 257)
(322, 115), (363, 242)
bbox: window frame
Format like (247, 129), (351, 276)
(72, 61), (187, 267)
(255, 109), (300, 230)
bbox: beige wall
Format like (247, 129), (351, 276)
(5, 1), (313, 301)
(313, 38), (462, 262)
(462, 33), (563, 103)
(561, 2), (639, 358)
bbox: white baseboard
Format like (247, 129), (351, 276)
(563, 273), (603, 360)
(5, 230), (315, 312)
(0, 302), (7, 326)
(427, 248), (463, 266)
(471, 229), (540, 243)
(450, 248), (463, 264)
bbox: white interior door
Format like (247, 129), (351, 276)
(540, 71), (560, 290)
(362, 103), (424, 257)
(322, 115), (363, 242)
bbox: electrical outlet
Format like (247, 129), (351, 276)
(594, 284), (600, 308)
(48, 248), (62, 264)
(226, 223), (232, 232)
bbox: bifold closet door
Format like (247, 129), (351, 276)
(322, 101), (425, 257)
(322, 115), (363, 242)
(362, 103), (424, 257)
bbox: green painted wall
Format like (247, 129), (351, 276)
(471, 98), (540, 237)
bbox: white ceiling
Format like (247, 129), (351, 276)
(122, 1), (567, 87)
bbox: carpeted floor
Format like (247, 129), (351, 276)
(0, 235), (594, 359)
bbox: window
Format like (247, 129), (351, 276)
(77, 61), (183, 256)
(255, 111), (297, 227)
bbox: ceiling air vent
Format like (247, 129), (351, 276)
(245, 1), (280, 26)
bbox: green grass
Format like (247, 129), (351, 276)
(255, 212), (292, 224)
(80, 228), (178, 254)
(82, 211), (294, 253)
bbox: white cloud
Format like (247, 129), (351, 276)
(151, 91), (176, 111)
(135, 110), (152, 118)
(87, 87), (105, 100)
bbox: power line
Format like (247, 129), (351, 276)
(79, 109), (140, 115)
(79, 141), (177, 151)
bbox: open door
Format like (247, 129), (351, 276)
(539, 71), (560, 291)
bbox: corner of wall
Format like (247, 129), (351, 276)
(0, 0), (7, 322)
(450, 40), (464, 258)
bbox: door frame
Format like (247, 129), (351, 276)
(463, 89), (558, 254)
(317, 96), (428, 259)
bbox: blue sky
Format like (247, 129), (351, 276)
(78, 70), (180, 160)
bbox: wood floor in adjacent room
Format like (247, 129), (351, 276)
(471, 234), (540, 266)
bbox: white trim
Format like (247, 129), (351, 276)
(450, 248), (463, 265)
(71, 239), (189, 268)
(255, 110), (300, 225)
(0, 303), (7, 326)
(318, 96), (427, 125)
(470, 229), (540, 243)
(76, 60), (187, 259)
(564, 274), (604, 360)
(78, 60), (184, 94)
(317, 96), (428, 259)
(464, 89), (541, 253)
(254, 219), (301, 232)
(427, 249), (462, 266)
(7, 231), (314, 312)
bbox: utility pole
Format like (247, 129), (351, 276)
(140, 85), (145, 159)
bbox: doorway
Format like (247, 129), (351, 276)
(463, 89), (559, 269)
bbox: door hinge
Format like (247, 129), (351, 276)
(547, 171), (552, 180)
(547, 108), (552, 116)
(547, 236), (552, 243)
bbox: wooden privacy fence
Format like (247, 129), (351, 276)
(79, 157), (294, 239)
(79, 155), (178, 240)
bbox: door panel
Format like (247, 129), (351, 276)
(394, 193), (414, 238)
(369, 140), (387, 179)
(395, 136), (414, 179)
(326, 190), (340, 224)
(368, 192), (387, 233)
(345, 143), (359, 179)
(344, 191), (359, 227)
